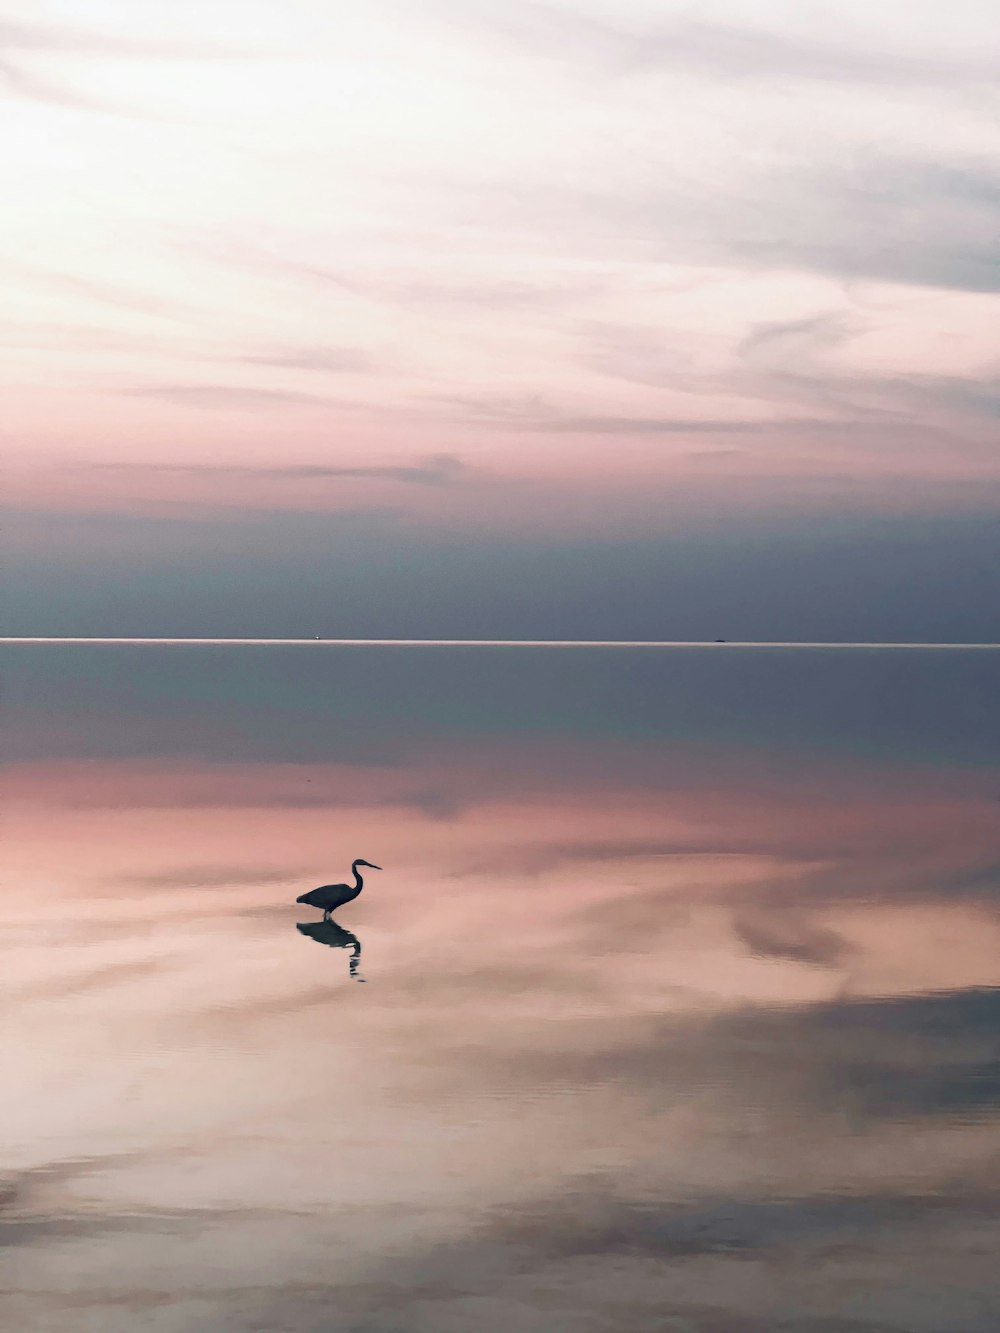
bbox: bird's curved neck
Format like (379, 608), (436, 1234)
(351, 861), (364, 890)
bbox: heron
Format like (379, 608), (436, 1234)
(295, 859), (381, 919)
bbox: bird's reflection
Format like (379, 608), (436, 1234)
(296, 920), (365, 981)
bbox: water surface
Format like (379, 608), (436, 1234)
(3, 644), (1000, 1332)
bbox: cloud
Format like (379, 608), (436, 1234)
(197, 981), (345, 1029)
(0, 54), (123, 113)
(437, 3), (1000, 91)
(112, 863), (310, 889)
(333, 1172), (1000, 1331)
(451, 840), (737, 878)
(0, 1159), (282, 1249)
(0, 18), (265, 116)
(745, 986), (1000, 1122)
(527, 414), (841, 435)
(438, 983), (1000, 1129)
(743, 847), (1000, 916)
(729, 310), (1000, 438)
(424, 0), (621, 67)
(944, 861), (1000, 896)
(731, 908), (851, 967)
(478, 152), (1000, 295)
(121, 384), (333, 408)
(738, 312), (860, 366)
(21, 1141), (975, 1328)
(0, 18), (248, 61)
(236, 347), (372, 374)
(437, 390), (844, 435)
(633, 18), (1000, 90)
(192, 238), (612, 321)
(89, 453), (468, 486)
(727, 157), (1000, 294)
(686, 447), (746, 461)
(1, 264), (191, 319)
(12, 958), (164, 1003)
(481, 1185), (1000, 1262)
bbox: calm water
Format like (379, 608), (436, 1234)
(3, 644), (1000, 1333)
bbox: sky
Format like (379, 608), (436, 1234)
(3, 0), (999, 638)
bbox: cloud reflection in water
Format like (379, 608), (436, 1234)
(2, 644), (999, 1332)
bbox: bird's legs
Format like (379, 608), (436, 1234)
(323, 909), (331, 921)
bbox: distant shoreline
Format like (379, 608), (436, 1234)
(2, 639), (998, 650)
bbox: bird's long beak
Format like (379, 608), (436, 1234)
(369, 863), (383, 871)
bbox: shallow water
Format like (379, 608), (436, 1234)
(3, 644), (1000, 1332)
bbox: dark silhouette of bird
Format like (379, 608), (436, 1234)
(295, 859), (381, 919)
(297, 920), (364, 979)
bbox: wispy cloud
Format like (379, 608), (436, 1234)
(634, 19), (1000, 90)
(2, 264), (193, 320)
(732, 907), (851, 967)
(527, 414), (842, 435)
(0, 18), (249, 61)
(0, 53), (120, 113)
(112, 863), (310, 889)
(735, 311), (1000, 428)
(436, 390), (843, 435)
(0, 17), (265, 116)
(480, 152), (1000, 295)
(192, 237), (611, 318)
(235, 346), (372, 374)
(121, 384), (333, 408)
(732, 158), (1000, 294)
(89, 453), (468, 486)
(738, 312), (860, 365)
(436, 2), (1000, 91)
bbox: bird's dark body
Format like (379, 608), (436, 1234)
(296, 882), (361, 913)
(295, 859), (381, 919)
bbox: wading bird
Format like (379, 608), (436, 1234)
(296, 859), (381, 919)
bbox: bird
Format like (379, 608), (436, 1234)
(295, 859), (381, 919)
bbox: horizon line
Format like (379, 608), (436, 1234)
(2, 638), (999, 650)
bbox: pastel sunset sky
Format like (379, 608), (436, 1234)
(4, 0), (998, 638)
